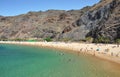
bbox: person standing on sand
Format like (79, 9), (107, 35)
(116, 51), (120, 57)
(111, 52), (113, 56)
(94, 51), (96, 56)
(90, 47), (95, 56)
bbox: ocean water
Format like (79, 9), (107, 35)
(0, 44), (120, 77)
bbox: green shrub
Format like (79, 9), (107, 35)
(85, 37), (93, 43)
(44, 37), (52, 42)
(116, 39), (120, 47)
(104, 38), (110, 44)
(116, 39), (120, 43)
(14, 38), (25, 41)
(94, 36), (110, 43)
(27, 39), (37, 42)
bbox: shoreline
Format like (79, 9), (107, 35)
(0, 41), (120, 64)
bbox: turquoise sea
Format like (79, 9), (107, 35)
(0, 44), (120, 77)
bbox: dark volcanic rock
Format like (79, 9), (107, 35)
(86, 0), (120, 42)
(60, 0), (120, 42)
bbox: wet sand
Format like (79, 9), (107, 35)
(0, 41), (120, 64)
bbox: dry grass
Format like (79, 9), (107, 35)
(90, 0), (113, 11)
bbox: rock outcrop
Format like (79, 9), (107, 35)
(60, 0), (120, 42)
(87, 0), (120, 43)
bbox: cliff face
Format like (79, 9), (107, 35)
(0, 0), (119, 42)
(87, 0), (120, 42)
(61, 0), (120, 42)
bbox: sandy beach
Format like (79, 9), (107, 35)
(0, 41), (120, 64)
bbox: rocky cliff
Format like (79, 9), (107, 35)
(0, 0), (119, 42)
(60, 0), (120, 42)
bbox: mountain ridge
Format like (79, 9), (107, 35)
(0, 0), (119, 43)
